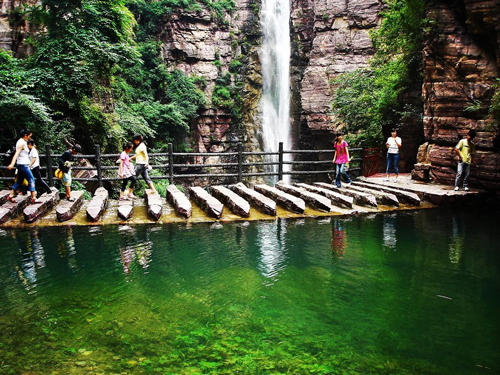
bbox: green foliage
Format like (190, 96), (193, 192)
(489, 78), (500, 123)
(331, 0), (425, 147)
(212, 73), (243, 124)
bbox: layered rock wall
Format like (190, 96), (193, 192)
(414, 0), (500, 190)
(290, 0), (384, 150)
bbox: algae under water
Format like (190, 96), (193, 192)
(0, 209), (499, 374)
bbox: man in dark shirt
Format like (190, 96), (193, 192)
(58, 144), (82, 201)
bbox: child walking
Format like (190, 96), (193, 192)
(58, 144), (82, 201)
(118, 142), (136, 200)
(28, 139), (51, 195)
(131, 134), (157, 194)
(333, 132), (352, 188)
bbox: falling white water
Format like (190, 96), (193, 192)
(260, 0), (292, 182)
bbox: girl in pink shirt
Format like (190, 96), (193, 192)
(332, 133), (352, 188)
(118, 142), (136, 200)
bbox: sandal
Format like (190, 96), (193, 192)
(7, 195), (16, 203)
(30, 198), (37, 204)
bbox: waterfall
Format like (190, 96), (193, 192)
(260, 0), (291, 182)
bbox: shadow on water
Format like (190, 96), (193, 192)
(0, 208), (499, 374)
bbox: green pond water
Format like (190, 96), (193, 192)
(0, 209), (499, 375)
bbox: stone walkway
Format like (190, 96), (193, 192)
(0, 176), (485, 228)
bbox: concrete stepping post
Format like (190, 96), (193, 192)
(346, 184), (399, 207)
(0, 190), (10, 205)
(23, 188), (60, 223)
(0, 194), (31, 224)
(145, 189), (163, 221)
(210, 185), (251, 217)
(254, 184), (305, 214)
(313, 182), (378, 208)
(86, 187), (109, 222)
(294, 183), (354, 209)
(189, 186), (224, 219)
(352, 181), (421, 206)
(56, 191), (85, 222)
(167, 185), (192, 218)
(117, 198), (134, 220)
(275, 182), (333, 212)
(230, 183), (276, 216)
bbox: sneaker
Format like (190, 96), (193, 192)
(384, 178), (390, 182)
(128, 194), (137, 199)
(454, 186), (459, 191)
(66, 197), (75, 202)
(119, 196), (130, 201)
(336, 184), (342, 188)
(345, 181), (352, 186)
(464, 187), (470, 191)
(393, 178), (398, 183)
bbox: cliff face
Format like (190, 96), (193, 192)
(289, 0), (384, 150)
(413, 0), (500, 190)
(0, 0), (37, 56)
(158, 3), (262, 161)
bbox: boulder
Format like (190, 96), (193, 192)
(145, 189), (163, 221)
(210, 185), (250, 217)
(0, 194), (31, 224)
(117, 198), (134, 221)
(86, 187), (108, 222)
(313, 182), (378, 207)
(275, 182), (333, 212)
(23, 188), (60, 223)
(56, 191), (84, 222)
(189, 186), (224, 219)
(230, 182), (276, 216)
(167, 185), (192, 218)
(254, 184), (305, 214)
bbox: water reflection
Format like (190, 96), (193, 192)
(331, 218), (346, 259)
(118, 226), (153, 279)
(257, 220), (288, 283)
(382, 214), (397, 250)
(449, 216), (464, 264)
(13, 229), (46, 293)
(57, 226), (78, 271)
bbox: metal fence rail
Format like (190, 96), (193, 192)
(0, 142), (368, 187)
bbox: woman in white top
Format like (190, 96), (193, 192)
(28, 139), (51, 195)
(131, 134), (157, 193)
(385, 128), (402, 182)
(7, 129), (37, 203)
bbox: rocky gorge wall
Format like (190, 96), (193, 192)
(412, 0), (500, 190)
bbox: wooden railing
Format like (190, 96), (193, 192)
(0, 142), (367, 187)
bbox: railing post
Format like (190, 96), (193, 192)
(95, 144), (103, 187)
(278, 142), (284, 181)
(168, 143), (174, 184)
(237, 142), (243, 182)
(45, 144), (54, 187)
(359, 141), (365, 177)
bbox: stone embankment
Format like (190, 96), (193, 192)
(0, 176), (487, 228)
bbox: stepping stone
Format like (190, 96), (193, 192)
(189, 186), (224, 219)
(294, 183), (353, 209)
(254, 184), (305, 214)
(23, 188), (60, 223)
(0, 194), (31, 224)
(117, 198), (134, 220)
(346, 184), (399, 207)
(86, 187), (109, 222)
(352, 181), (421, 206)
(167, 185), (192, 218)
(313, 182), (378, 208)
(276, 182), (333, 212)
(0, 190), (10, 205)
(210, 185), (250, 217)
(145, 189), (163, 221)
(230, 182), (276, 216)
(56, 191), (85, 222)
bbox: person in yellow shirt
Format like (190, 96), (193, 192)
(454, 129), (476, 191)
(131, 134), (157, 194)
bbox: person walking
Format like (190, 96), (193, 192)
(58, 144), (82, 201)
(118, 142), (136, 200)
(454, 129), (476, 191)
(7, 129), (37, 203)
(385, 128), (402, 182)
(131, 134), (157, 194)
(333, 132), (352, 188)
(27, 139), (51, 195)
